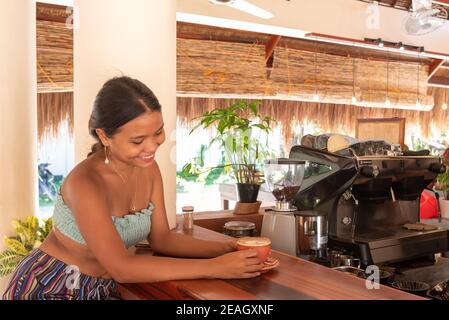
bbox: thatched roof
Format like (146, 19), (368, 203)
(177, 95), (449, 149)
(35, 5), (448, 145)
(37, 92), (73, 142)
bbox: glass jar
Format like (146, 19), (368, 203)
(223, 221), (256, 238)
(182, 206), (194, 230)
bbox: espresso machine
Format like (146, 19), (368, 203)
(326, 152), (448, 267)
(261, 152), (356, 261)
(261, 144), (448, 267)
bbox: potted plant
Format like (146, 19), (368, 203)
(181, 100), (275, 203)
(436, 148), (449, 219)
(0, 216), (53, 277)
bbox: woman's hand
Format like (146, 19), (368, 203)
(208, 249), (264, 279)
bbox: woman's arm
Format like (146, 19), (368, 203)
(149, 232), (236, 258)
(66, 167), (262, 284)
(147, 161), (235, 258)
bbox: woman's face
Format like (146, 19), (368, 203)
(107, 111), (165, 168)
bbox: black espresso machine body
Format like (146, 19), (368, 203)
(289, 145), (358, 217)
(329, 155), (448, 267)
(289, 146), (448, 267)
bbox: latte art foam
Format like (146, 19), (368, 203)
(237, 237), (271, 247)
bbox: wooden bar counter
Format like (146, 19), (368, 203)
(118, 210), (424, 300)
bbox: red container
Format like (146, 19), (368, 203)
(420, 191), (438, 220)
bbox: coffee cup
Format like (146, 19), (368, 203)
(235, 237), (271, 262)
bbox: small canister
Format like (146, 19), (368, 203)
(182, 206), (194, 230)
(223, 221), (256, 238)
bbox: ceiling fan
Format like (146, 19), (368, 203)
(209, 0), (275, 19)
(404, 0), (447, 35)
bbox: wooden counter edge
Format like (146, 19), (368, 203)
(119, 223), (426, 300)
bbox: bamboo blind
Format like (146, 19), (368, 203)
(177, 38), (433, 109)
(177, 38), (268, 95)
(272, 47), (432, 108)
(37, 19), (73, 93)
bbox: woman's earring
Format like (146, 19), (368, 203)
(104, 146), (110, 165)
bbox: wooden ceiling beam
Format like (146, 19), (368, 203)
(176, 23), (434, 66)
(428, 76), (449, 88)
(37, 2), (71, 24)
(428, 59), (445, 80)
(265, 35), (281, 64)
(433, 0), (449, 6)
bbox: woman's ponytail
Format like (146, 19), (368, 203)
(87, 141), (103, 157)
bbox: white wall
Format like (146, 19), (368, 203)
(73, 0), (177, 228)
(0, 0), (37, 296)
(177, 0), (449, 54)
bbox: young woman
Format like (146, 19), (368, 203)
(3, 76), (264, 300)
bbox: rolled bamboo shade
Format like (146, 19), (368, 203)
(37, 19), (73, 93)
(177, 38), (433, 110)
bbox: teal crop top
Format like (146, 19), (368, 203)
(52, 192), (153, 248)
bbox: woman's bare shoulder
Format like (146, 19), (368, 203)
(61, 157), (105, 208)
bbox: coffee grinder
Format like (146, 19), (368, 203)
(261, 158), (329, 261)
(264, 159), (305, 211)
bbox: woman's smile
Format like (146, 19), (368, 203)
(138, 153), (155, 164)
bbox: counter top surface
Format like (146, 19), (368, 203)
(119, 223), (424, 300)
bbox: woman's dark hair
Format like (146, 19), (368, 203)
(88, 76), (162, 156)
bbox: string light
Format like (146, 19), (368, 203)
(377, 38), (384, 48)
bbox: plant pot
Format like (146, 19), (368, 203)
(236, 183), (260, 203)
(440, 199), (449, 219)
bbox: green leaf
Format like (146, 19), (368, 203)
(0, 264), (16, 277)
(189, 122), (203, 135)
(43, 218), (53, 236)
(218, 119), (228, 134)
(0, 255), (24, 277)
(0, 250), (23, 265)
(205, 167), (225, 186)
(249, 102), (258, 116)
(0, 250), (24, 276)
(180, 163), (192, 175)
(4, 238), (29, 255)
(253, 124), (267, 130)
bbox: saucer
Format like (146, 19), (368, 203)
(261, 257), (280, 272)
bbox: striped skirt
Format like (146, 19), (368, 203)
(2, 248), (122, 300)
